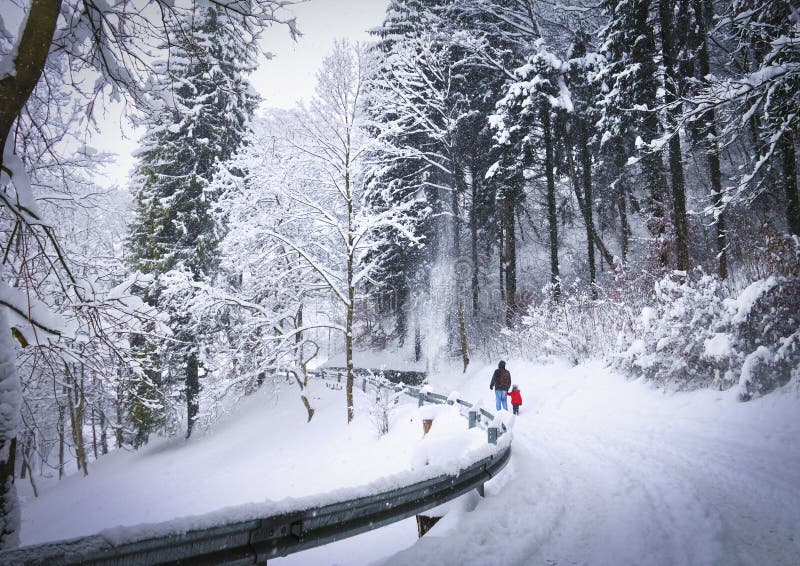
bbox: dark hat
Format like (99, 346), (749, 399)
(498, 360), (506, 369)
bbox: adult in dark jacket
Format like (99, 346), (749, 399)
(489, 360), (511, 411)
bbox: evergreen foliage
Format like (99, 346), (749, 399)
(126, 3), (258, 441)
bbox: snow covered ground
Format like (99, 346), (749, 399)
(19, 359), (800, 565)
(384, 359), (800, 566)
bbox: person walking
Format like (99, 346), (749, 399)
(508, 385), (522, 415)
(489, 360), (511, 411)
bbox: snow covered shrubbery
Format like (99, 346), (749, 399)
(618, 270), (733, 389)
(364, 386), (403, 436)
(619, 238), (800, 398)
(730, 235), (800, 398)
(511, 283), (636, 365)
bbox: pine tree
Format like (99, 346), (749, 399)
(597, 0), (669, 267)
(726, 0), (800, 235)
(127, 2), (258, 441)
(493, 41), (571, 301)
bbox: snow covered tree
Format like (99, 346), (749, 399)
(689, 0), (800, 236)
(596, 0), (670, 267)
(126, 2), (259, 441)
(0, 0), (297, 548)
(493, 41), (575, 301)
(272, 41), (420, 422)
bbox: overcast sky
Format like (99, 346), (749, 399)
(255, 0), (389, 108)
(100, 0), (388, 185)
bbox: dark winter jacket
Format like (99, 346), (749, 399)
(508, 389), (522, 406)
(490, 364), (511, 391)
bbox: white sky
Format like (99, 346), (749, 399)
(99, 0), (388, 185)
(255, 0), (389, 108)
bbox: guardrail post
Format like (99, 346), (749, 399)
(468, 410), (477, 429)
(418, 392), (424, 407)
(488, 427), (498, 445)
(338, 372), (342, 384)
(415, 515), (441, 538)
(362, 378), (366, 392)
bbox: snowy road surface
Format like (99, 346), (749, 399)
(379, 360), (800, 566)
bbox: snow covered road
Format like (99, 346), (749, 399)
(381, 360), (800, 566)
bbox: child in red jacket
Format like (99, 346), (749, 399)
(508, 385), (522, 415)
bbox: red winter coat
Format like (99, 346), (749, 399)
(507, 390), (522, 405)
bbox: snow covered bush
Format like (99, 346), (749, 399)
(618, 270), (733, 389)
(619, 240), (800, 398)
(510, 282), (636, 365)
(363, 383), (402, 436)
(730, 276), (800, 399)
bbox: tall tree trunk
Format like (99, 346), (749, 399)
(499, 223), (506, 304)
(503, 194), (517, 324)
(452, 166), (470, 371)
(296, 303), (306, 374)
(345, 168), (355, 423)
(659, 0), (690, 272)
(1, 7), (73, 543)
(0, 293), (20, 548)
(580, 125), (598, 297)
(542, 102), (560, 299)
(566, 125), (617, 278)
(458, 300), (469, 373)
(57, 405), (65, 479)
(65, 365), (87, 476)
(470, 168), (480, 315)
(692, 0), (728, 277)
(99, 411), (108, 455)
(91, 408), (98, 461)
(0, 0), (62, 165)
(185, 351), (199, 438)
(781, 132), (800, 235)
(414, 323), (422, 362)
(114, 390), (124, 449)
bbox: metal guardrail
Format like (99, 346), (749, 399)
(320, 366), (426, 386)
(1, 372), (511, 565)
(314, 368), (509, 437)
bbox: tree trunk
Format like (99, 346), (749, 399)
(65, 364), (88, 476)
(296, 303), (305, 373)
(781, 131), (800, 235)
(542, 101), (560, 300)
(565, 124), (618, 278)
(580, 125), (598, 297)
(57, 406), (64, 479)
(458, 299), (469, 372)
(346, 168), (355, 423)
(414, 323), (422, 362)
(114, 392), (124, 449)
(659, 0), (690, 272)
(99, 411), (108, 455)
(185, 351), (200, 438)
(614, 153), (631, 264)
(452, 166), (470, 370)
(499, 223), (506, 304)
(91, 408), (98, 461)
(0, 0), (62, 165)
(503, 194), (517, 324)
(0, 296), (20, 548)
(692, 0), (728, 277)
(470, 170), (480, 315)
